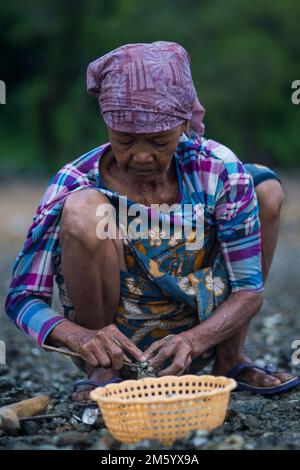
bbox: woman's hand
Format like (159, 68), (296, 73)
(141, 334), (195, 376)
(68, 324), (144, 369)
(49, 320), (144, 370)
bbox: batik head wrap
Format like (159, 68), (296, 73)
(87, 41), (205, 135)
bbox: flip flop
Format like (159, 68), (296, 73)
(225, 362), (300, 395)
(73, 377), (123, 405)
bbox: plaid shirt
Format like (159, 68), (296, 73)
(5, 135), (263, 346)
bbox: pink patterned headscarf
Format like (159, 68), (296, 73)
(87, 41), (205, 135)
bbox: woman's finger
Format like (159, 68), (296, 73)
(79, 346), (99, 368)
(90, 343), (112, 369)
(105, 343), (124, 370)
(147, 343), (176, 372)
(123, 341), (145, 361)
(111, 333), (144, 361)
(158, 354), (192, 377)
(141, 339), (166, 361)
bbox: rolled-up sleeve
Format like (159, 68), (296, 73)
(5, 199), (66, 346)
(214, 161), (264, 293)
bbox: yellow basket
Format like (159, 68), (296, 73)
(90, 374), (236, 446)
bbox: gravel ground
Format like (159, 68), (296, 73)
(0, 174), (300, 450)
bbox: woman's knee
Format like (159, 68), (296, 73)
(256, 179), (284, 219)
(60, 189), (113, 252)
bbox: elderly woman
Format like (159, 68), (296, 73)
(5, 42), (299, 403)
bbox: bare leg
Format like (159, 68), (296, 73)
(258, 179), (284, 282)
(212, 179), (294, 386)
(60, 189), (127, 401)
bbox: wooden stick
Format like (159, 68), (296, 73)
(19, 413), (64, 422)
(43, 344), (81, 358)
(1, 395), (51, 419)
(42, 344), (138, 369)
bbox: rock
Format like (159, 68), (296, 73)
(184, 429), (209, 448)
(0, 366), (9, 377)
(69, 417), (81, 427)
(30, 435), (47, 445)
(217, 434), (245, 450)
(126, 439), (165, 450)
(194, 430), (209, 438)
(228, 415), (243, 431)
(240, 413), (261, 429)
(92, 429), (121, 450)
(53, 431), (91, 448)
(53, 402), (70, 416)
(262, 314), (282, 329)
(22, 380), (34, 390)
(51, 418), (64, 427)
(21, 421), (40, 435)
(263, 402), (278, 413)
(222, 421), (234, 433)
(12, 442), (34, 450)
(192, 436), (207, 447)
(31, 348), (41, 357)
(0, 377), (16, 391)
(82, 407), (99, 425)
(20, 371), (31, 380)
(36, 444), (58, 450)
(265, 419), (276, 429)
(56, 423), (76, 433)
(244, 442), (256, 450)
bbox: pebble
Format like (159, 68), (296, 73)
(192, 436), (208, 447)
(53, 402), (70, 416)
(125, 439), (165, 450)
(217, 434), (245, 450)
(12, 442), (34, 450)
(240, 413), (261, 429)
(22, 421), (40, 435)
(264, 402), (278, 412)
(0, 377), (16, 391)
(53, 431), (91, 448)
(93, 429), (121, 450)
(0, 366), (9, 377)
(36, 444), (58, 450)
(30, 435), (47, 444)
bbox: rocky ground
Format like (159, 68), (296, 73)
(0, 174), (300, 450)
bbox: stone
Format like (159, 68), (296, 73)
(54, 431), (91, 448)
(22, 421), (40, 435)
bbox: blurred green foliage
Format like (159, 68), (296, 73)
(0, 0), (299, 173)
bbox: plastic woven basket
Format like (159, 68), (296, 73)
(90, 374), (236, 445)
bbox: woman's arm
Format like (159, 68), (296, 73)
(181, 290), (263, 357)
(5, 221), (64, 346)
(142, 290), (263, 376)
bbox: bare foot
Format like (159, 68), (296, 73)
(72, 365), (120, 403)
(212, 350), (294, 388)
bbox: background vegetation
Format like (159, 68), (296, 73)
(0, 0), (299, 174)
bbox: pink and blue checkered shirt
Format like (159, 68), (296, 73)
(5, 135), (263, 346)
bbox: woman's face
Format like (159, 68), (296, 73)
(107, 122), (188, 179)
